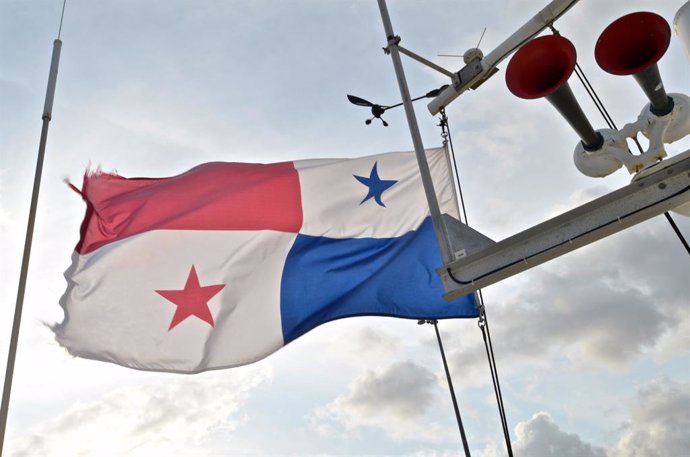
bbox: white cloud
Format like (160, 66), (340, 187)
(304, 323), (405, 364)
(479, 412), (606, 457)
(6, 367), (271, 457)
(510, 412), (606, 457)
(479, 379), (690, 457)
(654, 317), (690, 362)
(470, 412), (606, 457)
(610, 378), (690, 457)
(342, 325), (405, 362)
(309, 361), (454, 443)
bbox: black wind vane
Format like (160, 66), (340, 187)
(347, 85), (448, 127)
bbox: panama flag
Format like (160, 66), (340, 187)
(54, 147), (478, 373)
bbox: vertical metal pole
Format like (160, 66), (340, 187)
(0, 38), (62, 455)
(376, 0), (454, 264)
(427, 320), (472, 456)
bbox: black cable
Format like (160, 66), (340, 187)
(440, 115), (514, 455)
(430, 320), (472, 457)
(573, 63), (617, 130)
(478, 293), (514, 457)
(440, 109), (469, 225)
(572, 63), (646, 154)
(664, 212), (690, 255)
(571, 66), (614, 129)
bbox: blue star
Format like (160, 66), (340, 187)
(353, 162), (398, 207)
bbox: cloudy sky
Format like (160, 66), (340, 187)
(1, 0), (689, 456)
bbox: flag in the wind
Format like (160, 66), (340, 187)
(54, 148), (478, 373)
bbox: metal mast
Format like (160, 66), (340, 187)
(376, 0), (454, 265)
(0, 3), (66, 452)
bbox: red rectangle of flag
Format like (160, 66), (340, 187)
(76, 161), (303, 254)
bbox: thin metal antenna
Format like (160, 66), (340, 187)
(476, 27), (487, 48)
(437, 27), (487, 58)
(57, 0), (67, 39)
(0, 4), (65, 453)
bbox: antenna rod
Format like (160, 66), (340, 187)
(0, 37), (63, 455)
(376, 0), (454, 264)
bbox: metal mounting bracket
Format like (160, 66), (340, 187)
(439, 148), (690, 301)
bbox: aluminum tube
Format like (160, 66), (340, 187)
(376, 0), (453, 264)
(1, 39), (62, 454)
(43, 39), (62, 120)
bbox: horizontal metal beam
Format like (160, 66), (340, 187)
(427, 0), (580, 114)
(439, 149), (690, 301)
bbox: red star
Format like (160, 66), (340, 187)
(155, 265), (225, 331)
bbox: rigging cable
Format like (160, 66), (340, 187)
(439, 108), (469, 224)
(440, 110), (515, 457)
(421, 319), (473, 457)
(477, 295), (512, 457)
(665, 212), (690, 254)
(548, 24), (690, 257)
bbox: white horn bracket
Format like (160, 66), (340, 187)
(574, 93), (690, 177)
